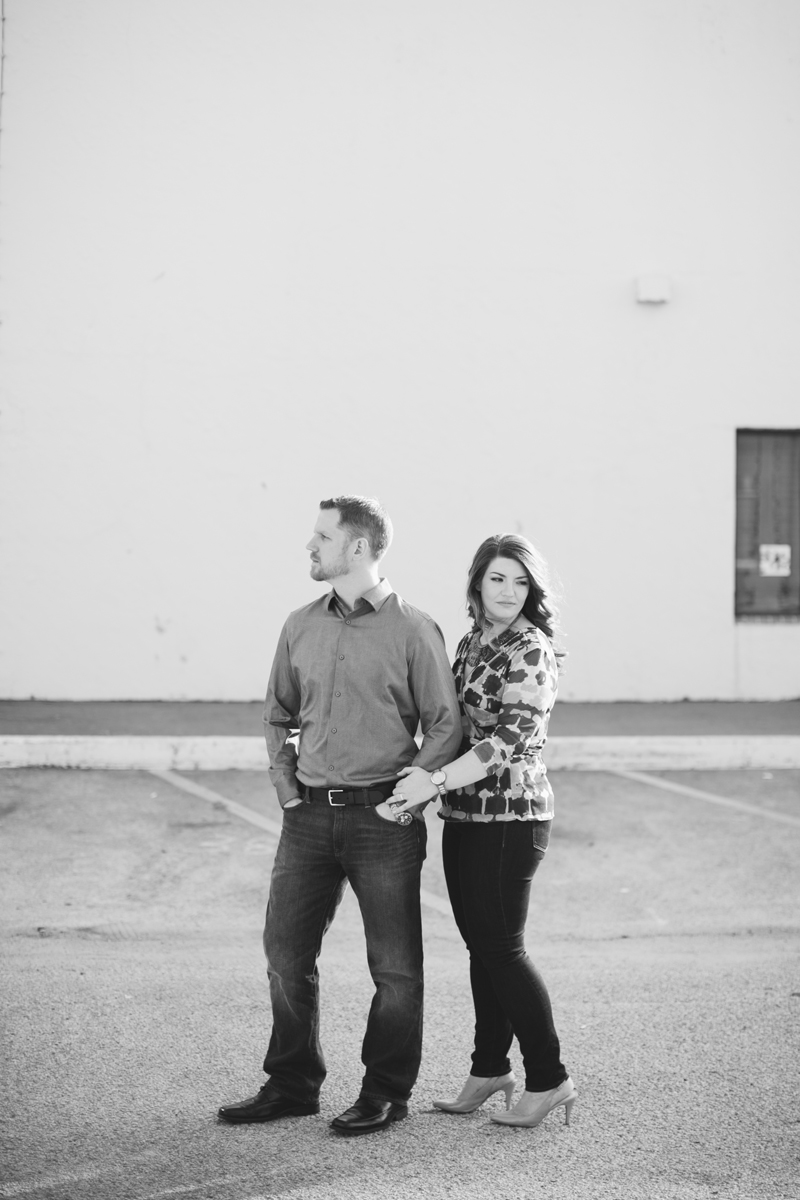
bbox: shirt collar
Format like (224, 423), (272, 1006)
(326, 578), (393, 615)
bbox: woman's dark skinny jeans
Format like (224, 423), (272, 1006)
(441, 818), (568, 1093)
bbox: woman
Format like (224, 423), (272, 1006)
(389, 534), (575, 1128)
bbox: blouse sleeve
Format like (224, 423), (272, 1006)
(471, 634), (558, 773)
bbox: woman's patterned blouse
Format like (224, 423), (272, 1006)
(439, 624), (558, 823)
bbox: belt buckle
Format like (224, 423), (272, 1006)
(327, 789), (345, 806)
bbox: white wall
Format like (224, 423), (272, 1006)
(1, 0), (799, 700)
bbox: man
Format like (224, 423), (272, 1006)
(218, 495), (461, 1135)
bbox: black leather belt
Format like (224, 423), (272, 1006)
(302, 781), (398, 806)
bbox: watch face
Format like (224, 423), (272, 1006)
(431, 770), (446, 786)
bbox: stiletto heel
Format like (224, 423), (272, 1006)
(433, 1072), (517, 1114)
(490, 1077), (577, 1128)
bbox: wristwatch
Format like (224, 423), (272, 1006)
(430, 769), (448, 799)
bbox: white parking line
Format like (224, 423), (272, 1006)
(137, 1181), (247, 1199)
(646, 906), (668, 927)
(0, 1170), (100, 1197)
(416, 888), (454, 916)
(610, 769), (800, 827)
(0, 1170), (252, 1200)
(150, 769), (283, 838)
(151, 769), (455, 917)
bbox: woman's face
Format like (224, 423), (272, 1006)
(480, 556), (530, 626)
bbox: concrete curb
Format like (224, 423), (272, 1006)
(545, 735), (800, 770)
(2, 734), (800, 770)
(0, 736), (266, 770)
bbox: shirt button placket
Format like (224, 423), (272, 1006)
(329, 628), (347, 779)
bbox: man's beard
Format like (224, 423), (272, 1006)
(310, 553), (350, 582)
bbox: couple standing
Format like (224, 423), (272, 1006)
(218, 495), (575, 1135)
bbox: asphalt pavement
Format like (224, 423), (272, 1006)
(1, 761), (799, 1200)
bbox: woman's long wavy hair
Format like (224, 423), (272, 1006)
(466, 533), (566, 666)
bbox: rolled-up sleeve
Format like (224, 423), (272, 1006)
(263, 624), (303, 806)
(408, 620), (462, 770)
(472, 640), (557, 774)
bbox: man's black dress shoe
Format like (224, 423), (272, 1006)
(330, 1096), (408, 1136)
(218, 1083), (319, 1125)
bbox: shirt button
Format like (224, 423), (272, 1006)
(339, 655), (345, 660)
(328, 766), (334, 772)
(345, 620), (351, 625)
(331, 728), (337, 733)
(335, 691), (341, 697)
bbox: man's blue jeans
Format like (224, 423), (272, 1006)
(262, 800), (427, 1105)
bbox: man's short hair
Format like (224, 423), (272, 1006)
(320, 495), (393, 561)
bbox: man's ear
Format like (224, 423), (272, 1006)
(351, 537), (371, 561)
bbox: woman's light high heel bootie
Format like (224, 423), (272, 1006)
(490, 1076), (577, 1127)
(433, 1072), (516, 1114)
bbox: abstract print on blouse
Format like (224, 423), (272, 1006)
(441, 625), (558, 823)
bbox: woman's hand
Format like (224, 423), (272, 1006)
(390, 766), (439, 813)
